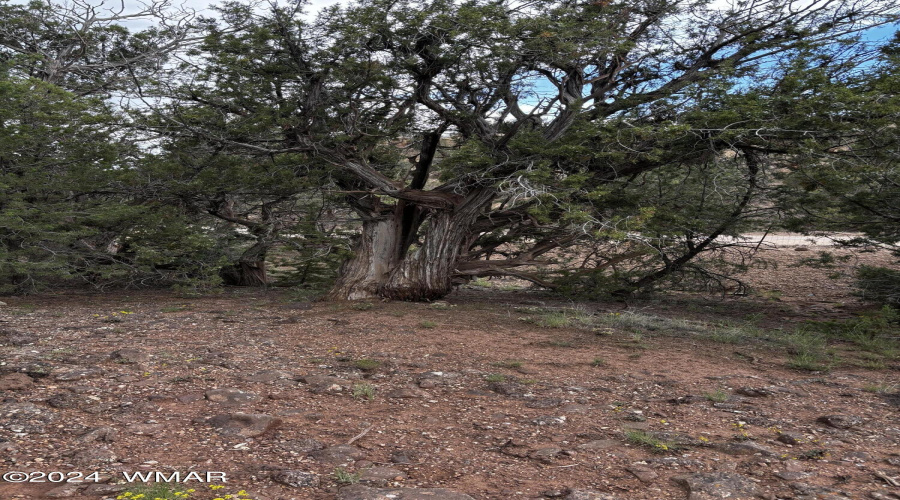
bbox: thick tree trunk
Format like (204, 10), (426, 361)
(220, 240), (269, 287)
(326, 189), (493, 301)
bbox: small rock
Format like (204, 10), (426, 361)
(390, 450), (415, 464)
(208, 413), (281, 438)
(301, 375), (351, 394)
(533, 415), (566, 426)
(673, 472), (760, 500)
(242, 370), (293, 383)
(46, 393), (82, 409)
(176, 393), (204, 403)
(530, 447), (564, 463)
(79, 426), (118, 443)
(542, 489), (568, 498)
(843, 451), (873, 462)
(561, 404), (589, 414)
(736, 387), (774, 397)
(817, 415), (863, 429)
(359, 466), (408, 486)
(310, 445), (366, 464)
(564, 491), (619, 500)
(776, 432), (803, 445)
(109, 348), (149, 364)
(626, 466), (658, 483)
(24, 362), (53, 378)
(271, 469), (320, 488)
(337, 485), (474, 500)
(525, 398), (563, 409)
(82, 483), (127, 496)
(385, 386), (430, 399)
(0, 329), (34, 346)
(0, 402), (56, 434)
(577, 440), (619, 452)
(205, 388), (262, 405)
(869, 490), (900, 500)
(55, 368), (101, 381)
(72, 447), (117, 466)
(713, 441), (777, 457)
(0, 373), (34, 391)
(789, 482), (853, 500)
(670, 395), (707, 405)
(774, 470), (811, 481)
(487, 381), (525, 396)
(44, 483), (82, 497)
(125, 423), (165, 436)
(281, 438), (325, 453)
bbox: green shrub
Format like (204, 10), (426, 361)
(856, 266), (900, 306)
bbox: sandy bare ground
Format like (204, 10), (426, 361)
(0, 247), (898, 500)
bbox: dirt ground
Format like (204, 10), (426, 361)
(1, 247), (899, 500)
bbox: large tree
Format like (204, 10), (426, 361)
(140, 0), (898, 300)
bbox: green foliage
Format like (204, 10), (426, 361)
(624, 430), (678, 453)
(353, 359), (381, 371)
(704, 389), (729, 403)
(855, 266), (900, 306)
(333, 467), (360, 484)
(351, 383), (376, 400)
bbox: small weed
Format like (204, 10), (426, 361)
(419, 320), (437, 329)
(849, 358), (887, 370)
(485, 373), (506, 383)
(625, 430), (677, 453)
(352, 383), (376, 400)
(591, 357), (606, 367)
(353, 359), (381, 371)
(493, 360), (523, 369)
(351, 302), (373, 311)
(788, 352), (831, 372)
(704, 389), (729, 403)
(863, 382), (899, 393)
(519, 378), (538, 385)
(116, 483), (182, 499)
(334, 467), (360, 484)
(798, 449), (829, 460)
(537, 312), (573, 328)
(116, 483), (254, 500)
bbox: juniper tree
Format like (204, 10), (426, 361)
(147, 0), (896, 300)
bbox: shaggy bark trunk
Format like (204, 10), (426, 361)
(326, 189), (493, 301)
(220, 240), (269, 287)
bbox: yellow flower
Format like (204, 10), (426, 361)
(237, 491), (247, 497)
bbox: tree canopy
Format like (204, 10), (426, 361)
(1, 0), (898, 299)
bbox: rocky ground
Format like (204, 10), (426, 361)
(1, 247), (899, 500)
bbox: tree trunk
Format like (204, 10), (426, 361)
(220, 240), (270, 287)
(326, 189), (493, 301)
